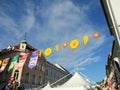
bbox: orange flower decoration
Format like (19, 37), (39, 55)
(70, 39), (80, 49)
(62, 42), (68, 48)
(93, 32), (100, 38)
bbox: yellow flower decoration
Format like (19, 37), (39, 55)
(55, 44), (60, 52)
(83, 35), (89, 45)
(70, 39), (80, 49)
(44, 48), (52, 57)
(39, 50), (42, 57)
(0, 60), (2, 66)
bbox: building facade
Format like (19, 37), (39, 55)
(44, 61), (72, 87)
(0, 39), (46, 89)
(99, 41), (118, 90)
(0, 39), (72, 90)
(100, 0), (120, 89)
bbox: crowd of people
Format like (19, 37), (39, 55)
(5, 77), (24, 90)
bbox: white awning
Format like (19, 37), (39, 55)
(60, 72), (91, 88)
(41, 72), (93, 90)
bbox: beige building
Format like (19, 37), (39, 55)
(0, 39), (46, 89)
(0, 39), (72, 89)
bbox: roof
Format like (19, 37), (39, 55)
(55, 64), (69, 73)
(61, 72), (91, 88)
(14, 43), (37, 51)
(0, 40), (37, 55)
(46, 61), (70, 74)
(41, 72), (93, 90)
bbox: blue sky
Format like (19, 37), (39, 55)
(0, 0), (115, 82)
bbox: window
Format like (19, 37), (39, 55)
(14, 70), (19, 80)
(32, 75), (36, 84)
(42, 64), (45, 71)
(25, 73), (29, 83)
(38, 76), (41, 85)
(50, 71), (52, 77)
(46, 69), (48, 76)
(35, 63), (39, 70)
(22, 45), (24, 49)
(115, 61), (120, 72)
(40, 64), (42, 70)
(54, 73), (56, 79)
(41, 77), (43, 84)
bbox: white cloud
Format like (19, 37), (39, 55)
(23, 11), (35, 31)
(0, 9), (22, 48)
(37, 0), (107, 70)
(33, 0), (91, 46)
(47, 37), (105, 69)
(0, 1), (36, 49)
(77, 56), (100, 67)
(0, 12), (20, 37)
(20, 1), (35, 32)
(0, 0), (112, 73)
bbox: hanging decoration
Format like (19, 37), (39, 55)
(39, 50), (43, 57)
(83, 35), (89, 45)
(70, 39), (80, 49)
(55, 44), (60, 52)
(8, 56), (19, 72)
(0, 60), (2, 66)
(28, 50), (39, 69)
(17, 53), (29, 70)
(44, 48), (52, 57)
(0, 58), (10, 73)
(62, 42), (68, 48)
(0, 33), (100, 61)
(93, 32), (100, 38)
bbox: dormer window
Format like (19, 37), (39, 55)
(20, 39), (27, 51)
(22, 45), (24, 49)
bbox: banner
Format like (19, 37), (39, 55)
(28, 51), (39, 69)
(17, 53), (29, 69)
(0, 58), (10, 73)
(0, 60), (2, 66)
(8, 56), (19, 72)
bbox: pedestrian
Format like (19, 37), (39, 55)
(5, 77), (16, 90)
(17, 84), (25, 90)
